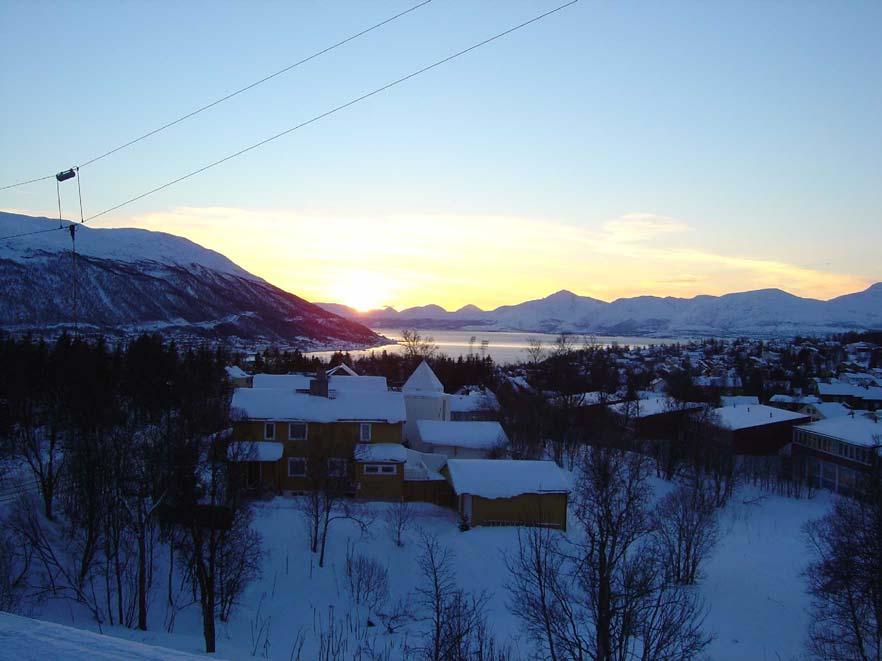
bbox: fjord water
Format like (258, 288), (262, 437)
(309, 328), (686, 365)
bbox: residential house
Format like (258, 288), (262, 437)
(402, 361), (448, 445)
(228, 373), (407, 499)
(225, 365), (253, 388)
(444, 459), (570, 529)
(791, 412), (882, 496)
(414, 420), (509, 458)
(712, 404), (811, 455)
(449, 386), (500, 421)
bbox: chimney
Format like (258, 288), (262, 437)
(310, 368), (329, 398)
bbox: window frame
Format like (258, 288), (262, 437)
(359, 422), (372, 442)
(288, 422), (308, 441)
(264, 422), (275, 440)
(327, 457), (348, 477)
(287, 457), (307, 477)
(362, 463), (397, 476)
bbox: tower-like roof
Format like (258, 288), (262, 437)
(403, 360), (444, 393)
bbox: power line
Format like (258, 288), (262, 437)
(0, 174), (55, 192)
(0, 0), (433, 191)
(83, 0), (579, 223)
(0, 0), (578, 241)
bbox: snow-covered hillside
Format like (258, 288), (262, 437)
(13, 487), (832, 660)
(0, 212), (382, 349)
(320, 283), (882, 337)
(0, 612), (218, 660)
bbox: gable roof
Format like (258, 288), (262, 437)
(403, 360), (444, 393)
(251, 373), (387, 392)
(446, 459), (570, 499)
(713, 404), (809, 430)
(796, 413), (882, 448)
(416, 420), (508, 450)
(231, 388), (406, 423)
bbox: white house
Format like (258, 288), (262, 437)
(402, 361), (449, 444)
(414, 420), (509, 458)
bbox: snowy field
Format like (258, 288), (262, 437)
(7, 481), (833, 660)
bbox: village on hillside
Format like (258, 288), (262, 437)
(1, 329), (881, 659)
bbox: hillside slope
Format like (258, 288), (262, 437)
(0, 212), (382, 349)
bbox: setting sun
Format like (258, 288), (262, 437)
(327, 270), (395, 312)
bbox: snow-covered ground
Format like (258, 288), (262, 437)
(0, 612), (223, 660)
(9, 484), (832, 659)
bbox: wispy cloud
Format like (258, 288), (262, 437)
(5, 204), (870, 309)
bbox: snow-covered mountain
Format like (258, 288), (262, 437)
(318, 284), (882, 338)
(0, 212), (382, 349)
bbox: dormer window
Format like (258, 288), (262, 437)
(264, 422), (275, 440)
(289, 422), (308, 441)
(360, 423), (372, 442)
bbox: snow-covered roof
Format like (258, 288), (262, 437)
(816, 381), (861, 397)
(721, 395), (759, 407)
(405, 448), (448, 479)
(713, 404), (809, 430)
(446, 459), (570, 498)
(549, 391), (608, 408)
(227, 441), (284, 462)
(225, 365), (249, 379)
(417, 420), (509, 450)
(0, 612), (214, 660)
(355, 443), (408, 463)
(801, 402), (854, 419)
(609, 397), (704, 419)
(251, 373), (387, 392)
(326, 363), (359, 376)
(770, 394), (821, 405)
(796, 413), (882, 447)
(231, 388), (406, 423)
(448, 388), (500, 412)
(403, 360), (444, 393)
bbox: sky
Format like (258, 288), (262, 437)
(2, 0), (881, 312)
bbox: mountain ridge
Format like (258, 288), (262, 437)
(317, 282), (882, 337)
(0, 212), (383, 349)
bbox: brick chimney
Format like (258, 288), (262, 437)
(310, 368), (329, 398)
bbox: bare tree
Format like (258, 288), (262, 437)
(345, 545), (389, 613)
(401, 329), (438, 362)
(651, 481), (719, 585)
(504, 526), (575, 660)
(635, 567), (712, 661)
(526, 337), (546, 365)
(573, 448), (654, 660)
(385, 500), (414, 547)
(506, 447), (713, 660)
(415, 530), (492, 661)
(803, 459), (882, 660)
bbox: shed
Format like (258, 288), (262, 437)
(444, 459), (570, 530)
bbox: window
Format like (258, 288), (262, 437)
(288, 458), (307, 477)
(264, 422), (275, 440)
(328, 458), (348, 477)
(359, 423), (372, 442)
(289, 422), (308, 441)
(363, 463), (396, 475)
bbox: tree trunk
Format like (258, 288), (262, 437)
(138, 524), (148, 630)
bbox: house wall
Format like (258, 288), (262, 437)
(230, 420), (404, 493)
(463, 493), (568, 530)
(354, 462), (404, 500)
(729, 418), (810, 455)
(232, 420), (403, 445)
(424, 444), (488, 459)
(404, 395), (448, 445)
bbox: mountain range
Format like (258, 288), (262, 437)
(318, 284), (882, 338)
(0, 212), (382, 349)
